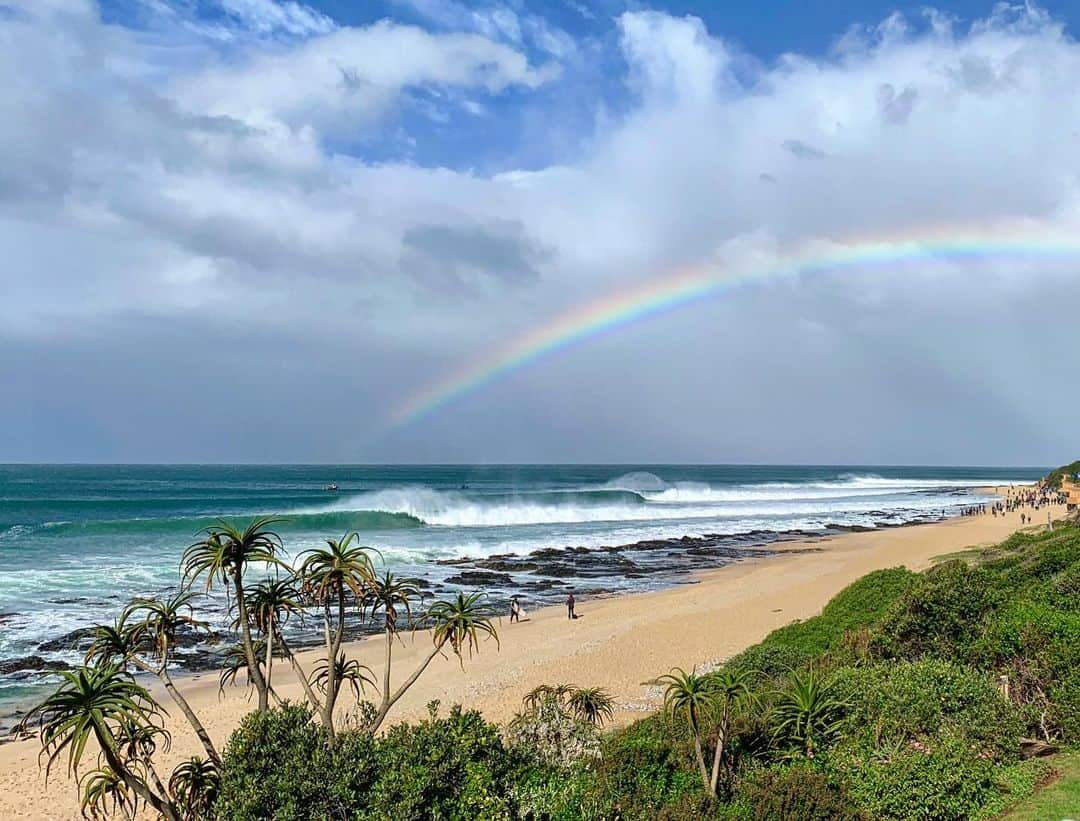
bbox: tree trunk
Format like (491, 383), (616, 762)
(382, 626), (393, 706)
(277, 632), (322, 713)
(691, 732), (710, 792)
(96, 727), (179, 821)
(708, 710), (728, 797)
(369, 640), (444, 734)
(130, 657), (219, 767)
(320, 599), (337, 738)
(233, 569), (268, 712)
(265, 624), (274, 693)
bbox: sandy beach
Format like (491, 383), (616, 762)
(0, 491), (1066, 820)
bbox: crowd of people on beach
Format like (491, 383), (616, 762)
(958, 485), (1068, 524)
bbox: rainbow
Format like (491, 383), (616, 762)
(390, 224), (1080, 426)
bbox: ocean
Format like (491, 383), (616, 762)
(0, 463), (1043, 719)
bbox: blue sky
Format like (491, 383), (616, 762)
(91, 0), (1080, 172)
(3, 0), (1080, 463)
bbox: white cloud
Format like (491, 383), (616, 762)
(3, 1), (1080, 461)
(216, 0), (336, 37)
(178, 20), (556, 137)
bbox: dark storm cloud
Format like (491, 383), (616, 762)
(400, 219), (553, 292)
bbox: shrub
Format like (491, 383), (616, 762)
(505, 696), (601, 768)
(828, 660), (1022, 760)
(584, 714), (704, 819)
(737, 766), (861, 820)
(831, 731), (1003, 821)
(506, 763), (595, 821)
(871, 561), (1003, 661)
(723, 642), (813, 681)
(762, 568), (916, 659)
(365, 702), (514, 820)
(215, 703), (336, 821)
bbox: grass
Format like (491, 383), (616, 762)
(998, 749), (1080, 820)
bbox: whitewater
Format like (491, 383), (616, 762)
(0, 463), (1042, 715)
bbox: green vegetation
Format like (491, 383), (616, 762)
(1044, 459), (1080, 489)
(999, 748), (1080, 820)
(19, 519), (500, 820)
(22, 516), (1080, 818)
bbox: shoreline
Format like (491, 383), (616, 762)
(0, 488), (1064, 819)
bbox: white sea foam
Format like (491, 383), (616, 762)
(300, 479), (1004, 529)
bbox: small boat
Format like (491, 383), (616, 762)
(325, 483), (339, 492)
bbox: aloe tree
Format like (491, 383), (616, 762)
(297, 532), (376, 735)
(363, 571), (422, 720)
(80, 765), (136, 820)
(182, 517), (285, 712)
(168, 756), (220, 820)
(20, 664), (179, 821)
(122, 592), (220, 766)
(706, 669), (756, 796)
(368, 591), (499, 733)
(651, 667), (717, 791)
(313, 652), (376, 705)
(243, 577), (305, 696)
(567, 686), (616, 727)
(772, 668), (846, 759)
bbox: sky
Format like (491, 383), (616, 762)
(2, 0), (1080, 465)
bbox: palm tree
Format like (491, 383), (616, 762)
(771, 668), (846, 759)
(650, 667), (717, 791)
(568, 686), (616, 727)
(706, 669), (756, 796)
(20, 664), (179, 821)
(363, 571), (422, 720)
(297, 532), (375, 734)
(124, 592), (220, 766)
(182, 517), (285, 712)
(367, 591), (499, 733)
(168, 756), (220, 820)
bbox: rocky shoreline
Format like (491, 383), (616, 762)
(0, 512), (944, 730)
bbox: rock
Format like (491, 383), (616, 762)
(444, 571), (513, 587)
(0, 656), (69, 674)
(37, 627), (98, 653)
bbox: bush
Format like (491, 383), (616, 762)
(831, 731), (1003, 821)
(583, 714), (704, 819)
(365, 702), (514, 819)
(723, 642), (814, 681)
(216, 702), (518, 821)
(737, 766), (861, 820)
(504, 697), (601, 768)
(871, 561), (1003, 661)
(828, 660), (1022, 760)
(762, 568), (916, 659)
(215, 703), (336, 821)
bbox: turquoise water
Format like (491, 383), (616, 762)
(0, 463), (1043, 715)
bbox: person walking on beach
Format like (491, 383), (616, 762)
(509, 596), (521, 624)
(566, 591), (576, 620)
